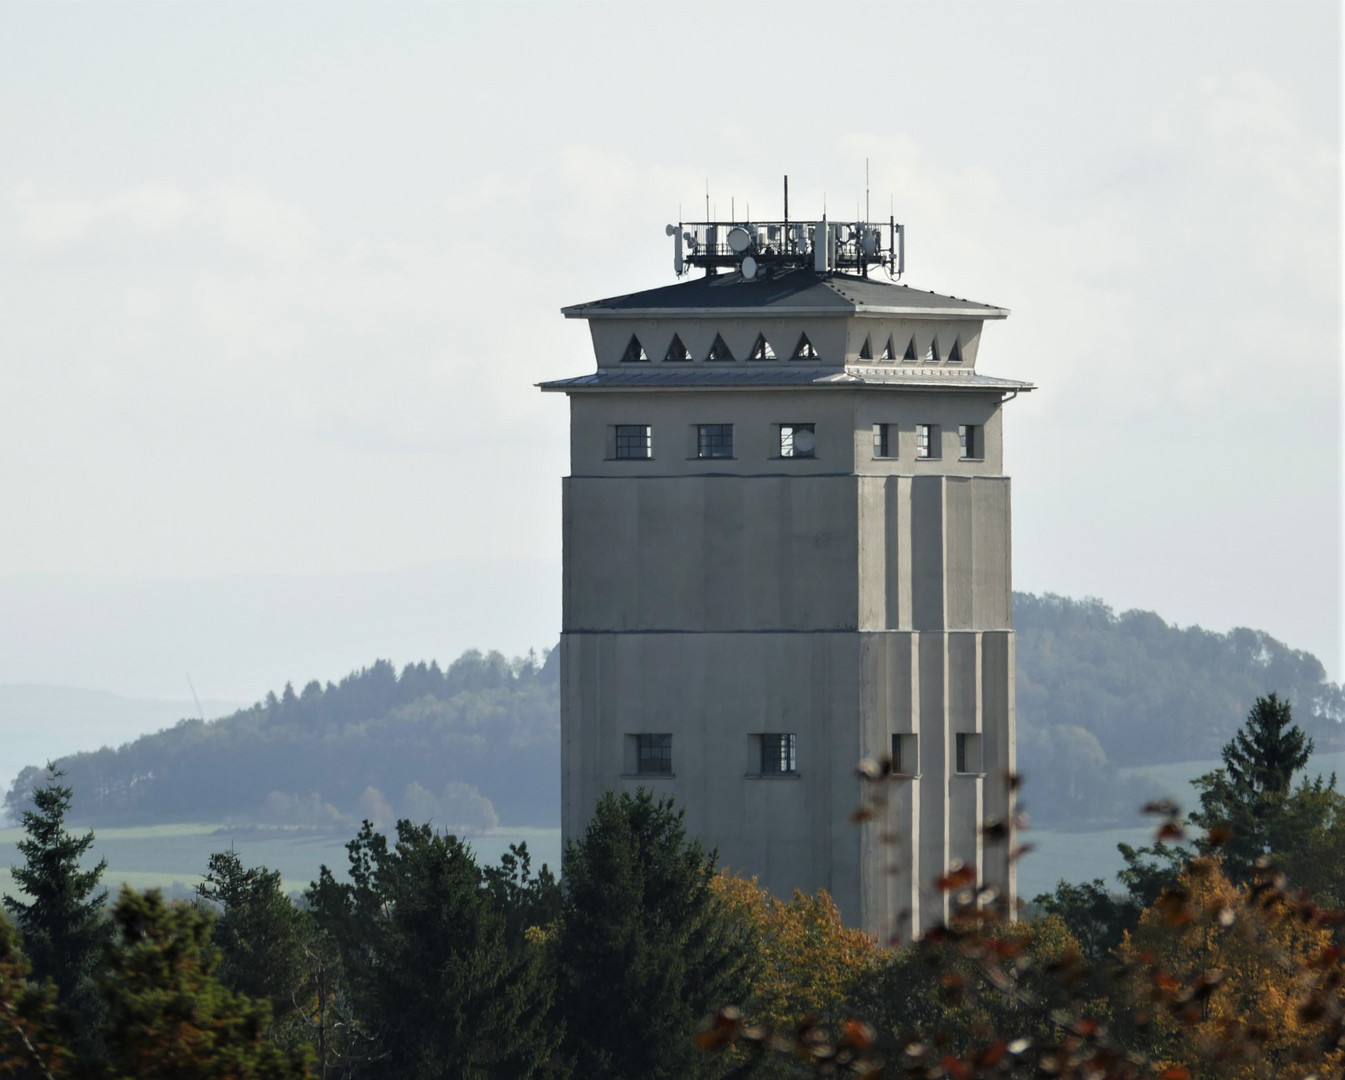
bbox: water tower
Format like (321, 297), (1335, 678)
(541, 190), (1033, 937)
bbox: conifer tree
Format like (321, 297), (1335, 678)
(3, 767), (109, 1035)
(1191, 693), (1317, 880)
(0, 915), (72, 1079)
(97, 887), (311, 1080)
(553, 789), (753, 1080)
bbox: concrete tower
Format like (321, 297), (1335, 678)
(541, 212), (1033, 938)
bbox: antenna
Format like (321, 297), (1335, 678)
(705, 180), (710, 220)
(186, 672), (206, 723)
(866, 158), (870, 222)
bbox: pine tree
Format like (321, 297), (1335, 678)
(1191, 693), (1317, 880)
(3, 767), (109, 1036)
(306, 820), (561, 1080)
(97, 887), (312, 1079)
(553, 789), (754, 1080)
(0, 914), (72, 1079)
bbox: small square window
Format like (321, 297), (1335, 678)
(916, 424), (939, 460)
(959, 424), (982, 460)
(760, 733), (797, 775)
(779, 423), (816, 459)
(697, 424), (733, 459)
(873, 423), (895, 459)
(614, 425), (651, 460)
(637, 734), (672, 776)
(955, 733), (982, 775)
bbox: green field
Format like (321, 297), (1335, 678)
(7, 750), (1342, 909)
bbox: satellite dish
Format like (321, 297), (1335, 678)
(727, 226), (752, 254)
(665, 224), (677, 237)
(793, 427), (816, 454)
(741, 255), (758, 280)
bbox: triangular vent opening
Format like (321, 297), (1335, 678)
(707, 333), (735, 362)
(858, 336), (873, 360)
(621, 335), (649, 363)
(948, 338), (963, 364)
(924, 339), (940, 363)
(749, 334), (777, 361)
(792, 333), (820, 361)
(664, 334), (690, 362)
(902, 337), (917, 362)
(879, 335), (895, 361)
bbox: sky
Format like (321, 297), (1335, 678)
(0, 2), (1339, 718)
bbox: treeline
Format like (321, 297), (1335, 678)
(6, 593), (1343, 830)
(5, 703), (1345, 1080)
(4, 648), (559, 829)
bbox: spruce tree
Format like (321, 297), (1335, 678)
(1191, 693), (1316, 879)
(4, 767), (109, 1034)
(553, 789), (753, 1080)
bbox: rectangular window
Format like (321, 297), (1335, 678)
(891, 733), (918, 775)
(959, 424), (982, 461)
(778, 423), (816, 459)
(636, 734), (673, 776)
(760, 733), (798, 775)
(872, 423), (895, 459)
(614, 424), (651, 460)
(955, 733), (982, 775)
(916, 423), (939, 460)
(696, 424), (733, 459)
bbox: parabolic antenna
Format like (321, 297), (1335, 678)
(726, 226), (752, 254)
(741, 255), (758, 280)
(793, 427), (816, 455)
(665, 224), (677, 237)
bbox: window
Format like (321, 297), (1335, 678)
(955, 733), (983, 775)
(902, 337), (918, 362)
(664, 334), (691, 362)
(879, 335), (895, 361)
(891, 733), (918, 776)
(637, 734), (673, 776)
(948, 338), (964, 364)
(791, 333), (820, 361)
(749, 334), (777, 361)
(621, 335), (649, 363)
(858, 335), (873, 360)
(614, 424), (651, 460)
(916, 423), (939, 460)
(924, 338), (940, 363)
(779, 423), (816, 459)
(760, 733), (798, 775)
(706, 333), (735, 362)
(959, 424), (982, 460)
(697, 424), (733, 459)
(872, 423), (895, 458)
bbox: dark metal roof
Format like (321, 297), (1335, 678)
(561, 269), (1008, 320)
(539, 367), (1034, 393)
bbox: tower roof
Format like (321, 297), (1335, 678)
(562, 269), (1008, 321)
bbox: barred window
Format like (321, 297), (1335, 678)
(697, 424), (733, 459)
(779, 423), (815, 459)
(916, 424), (939, 460)
(637, 734), (672, 776)
(614, 425), (651, 460)
(873, 423), (894, 459)
(760, 733), (797, 775)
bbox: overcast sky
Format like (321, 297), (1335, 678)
(0, 2), (1339, 704)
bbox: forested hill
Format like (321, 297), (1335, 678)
(6, 593), (1343, 829)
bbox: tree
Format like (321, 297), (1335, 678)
(97, 887), (312, 1080)
(711, 874), (877, 1034)
(480, 842), (562, 949)
(1117, 857), (1344, 1079)
(306, 820), (561, 1080)
(1191, 693), (1321, 880)
(3, 766), (109, 1038)
(197, 850), (310, 1043)
(0, 914), (72, 1079)
(552, 789), (753, 1080)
